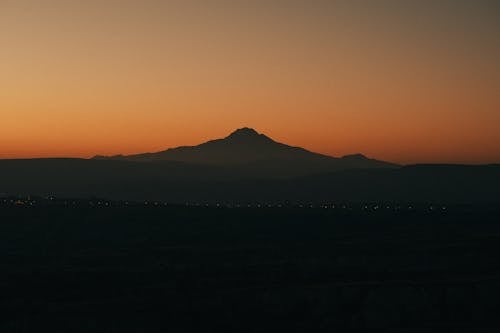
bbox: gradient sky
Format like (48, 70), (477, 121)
(1, 0), (499, 164)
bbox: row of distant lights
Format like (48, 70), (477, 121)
(362, 204), (446, 211)
(1, 199), (38, 206)
(1, 198), (447, 211)
(130, 201), (447, 211)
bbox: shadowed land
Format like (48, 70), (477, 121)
(1, 204), (500, 332)
(1, 128), (499, 332)
(1, 128), (499, 204)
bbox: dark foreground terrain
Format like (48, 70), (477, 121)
(1, 202), (500, 332)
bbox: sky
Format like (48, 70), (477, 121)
(1, 0), (499, 164)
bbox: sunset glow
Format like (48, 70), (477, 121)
(1, 1), (499, 164)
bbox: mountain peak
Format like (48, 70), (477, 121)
(224, 128), (274, 144)
(227, 127), (260, 138)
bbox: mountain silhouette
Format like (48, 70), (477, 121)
(93, 127), (397, 173)
(1, 127), (499, 203)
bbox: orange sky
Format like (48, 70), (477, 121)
(1, 1), (499, 164)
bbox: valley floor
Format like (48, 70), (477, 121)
(1, 205), (500, 332)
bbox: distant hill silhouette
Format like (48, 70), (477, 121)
(93, 127), (397, 172)
(1, 128), (499, 203)
(0, 160), (499, 204)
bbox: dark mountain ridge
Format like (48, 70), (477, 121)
(2, 128), (499, 203)
(93, 127), (397, 172)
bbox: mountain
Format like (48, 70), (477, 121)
(3, 127), (498, 203)
(93, 127), (398, 175)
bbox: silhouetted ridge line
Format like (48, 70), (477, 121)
(342, 153), (368, 160)
(91, 127), (397, 171)
(226, 127), (261, 138)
